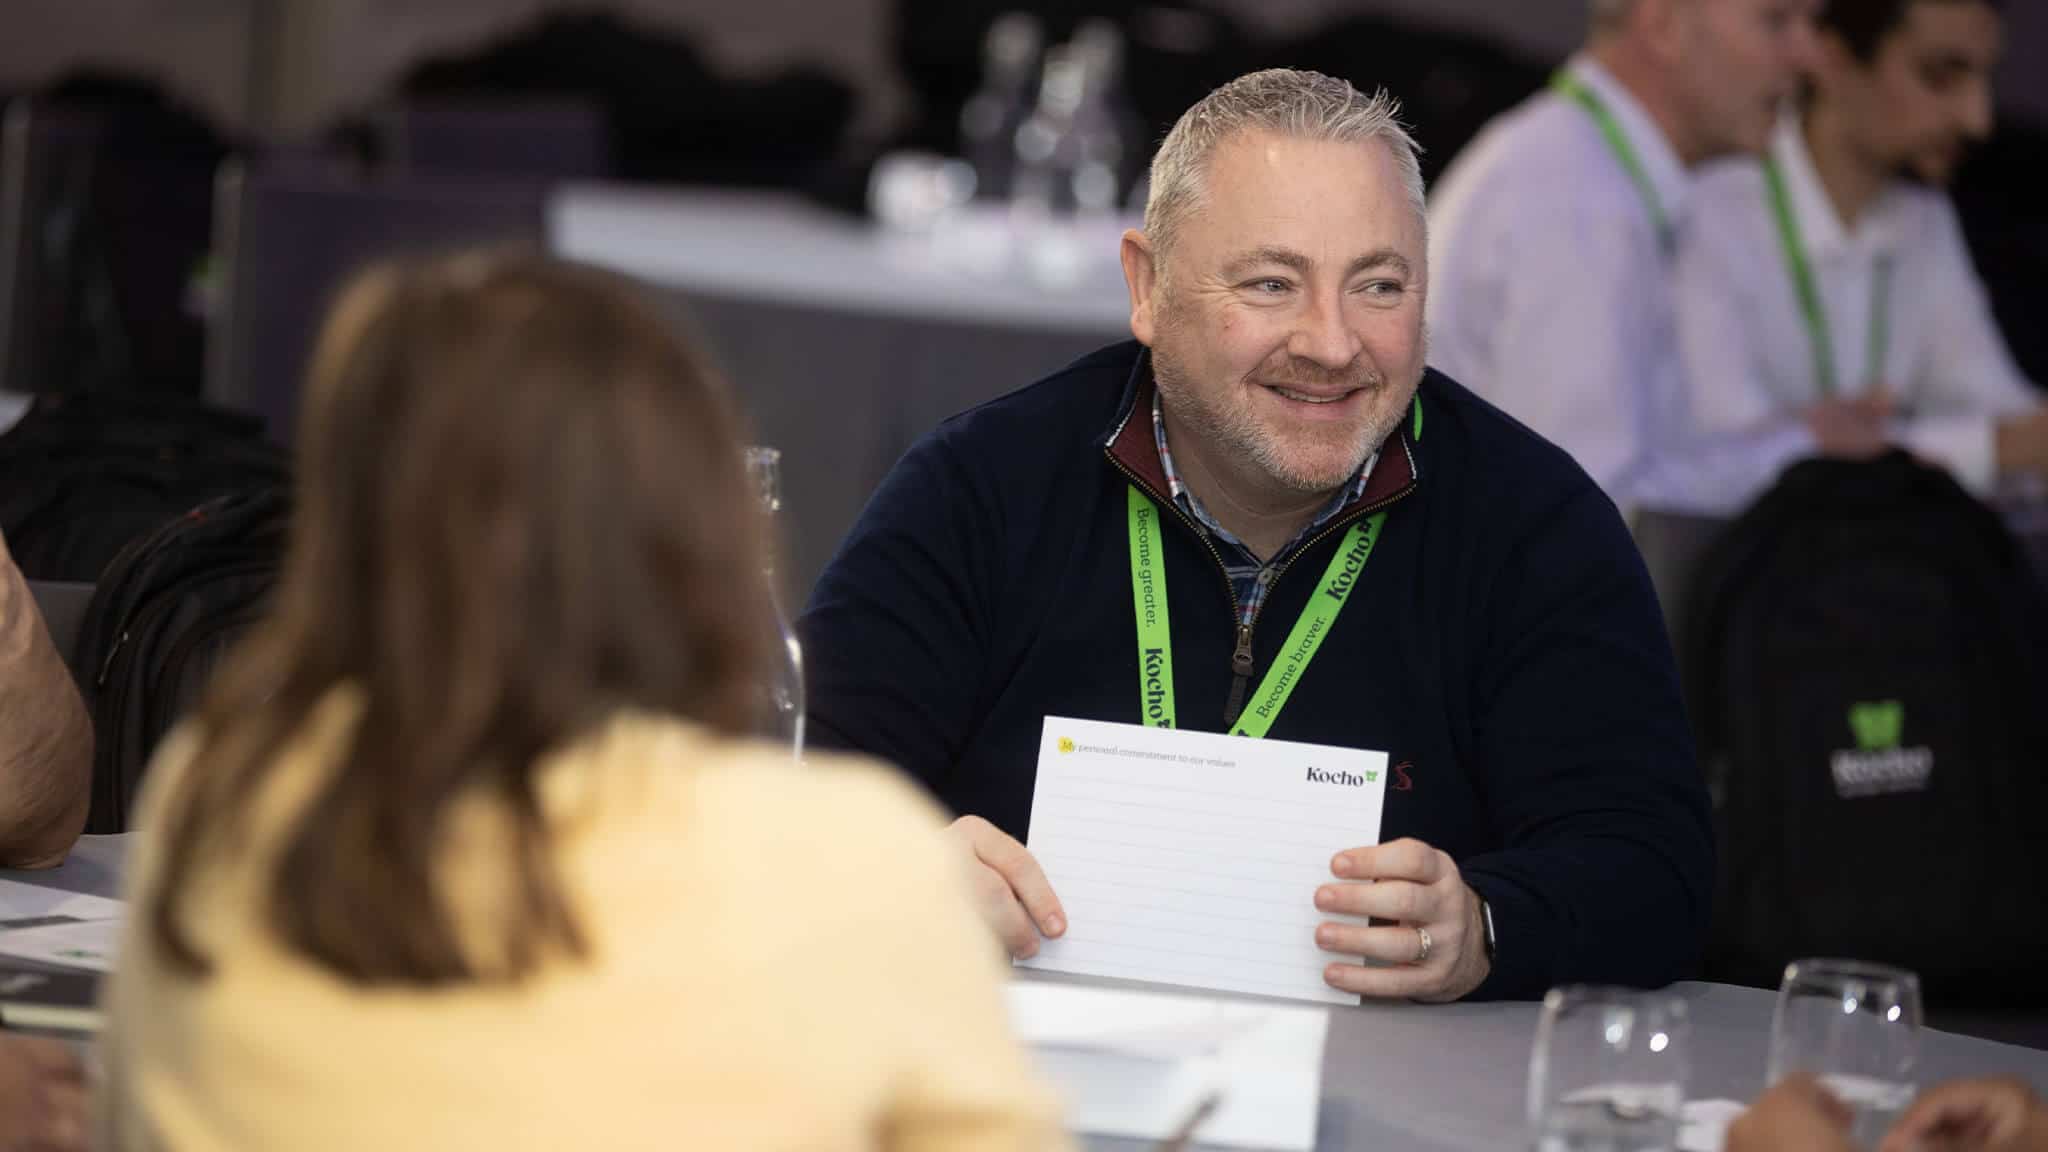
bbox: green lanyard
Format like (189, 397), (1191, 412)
(1551, 70), (1672, 250)
(1127, 488), (1388, 739)
(1763, 155), (1893, 396)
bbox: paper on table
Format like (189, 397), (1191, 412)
(1679, 1098), (1748, 1152)
(1007, 979), (1330, 1152)
(0, 879), (123, 926)
(0, 917), (120, 972)
(1019, 716), (1388, 1006)
(1007, 975), (1266, 1062)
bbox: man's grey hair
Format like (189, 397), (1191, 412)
(1143, 68), (1426, 265)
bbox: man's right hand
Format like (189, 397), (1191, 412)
(946, 815), (1066, 958)
(1804, 393), (1894, 459)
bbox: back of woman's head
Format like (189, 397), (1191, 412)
(152, 251), (768, 984)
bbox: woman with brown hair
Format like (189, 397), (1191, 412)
(98, 252), (1066, 1152)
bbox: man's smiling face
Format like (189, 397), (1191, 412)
(1137, 130), (1427, 494)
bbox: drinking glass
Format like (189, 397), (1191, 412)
(1767, 958), (1921, 1146)
(1527, 986), (1691, 1152)
(744, 446), (805, 759)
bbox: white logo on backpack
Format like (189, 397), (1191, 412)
(1830, 747), (1934, 798)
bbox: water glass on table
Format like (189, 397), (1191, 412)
(1527, 985), (1692, 1151)
(744, 445), (806, 759)
(1767, 958), (1921, 1146)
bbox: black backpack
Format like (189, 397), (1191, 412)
(76, 487), (290, 832)
(1684, 452), (2048, 1008)
(0, 393), (287, 582)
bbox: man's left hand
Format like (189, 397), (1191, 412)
(1313, 838), (1490, 1002)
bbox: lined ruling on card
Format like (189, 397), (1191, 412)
(1021, 717), (1388, 1005)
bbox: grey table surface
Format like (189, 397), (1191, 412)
(3, 833), (128, 899)
(10, 835), (2048, 1151)
(1044, 971), (2048, 1152)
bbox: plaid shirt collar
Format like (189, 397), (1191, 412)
(1150, 390), (1375, 570)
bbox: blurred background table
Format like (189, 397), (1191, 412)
(550, 186), (1135, 602)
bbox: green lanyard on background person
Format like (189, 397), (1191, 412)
(1551, 70), (1673, 251)
(1763, 156), (1894, 397)
(1127, 489), (1387, 738)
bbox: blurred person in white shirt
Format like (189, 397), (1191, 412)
(1670, 0), (2048, 515)
(1429, 0), (1821, 514)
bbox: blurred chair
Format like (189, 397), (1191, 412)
(0, 102), (108, 395)
(205, 164), (547, 441)
(26, 578), (93, 688)
(0, 89), (222, 399)
(1629, 507), (1733, 667)
(379, 95), (612, 182)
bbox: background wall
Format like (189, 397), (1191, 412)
(1, 0), (254, 124)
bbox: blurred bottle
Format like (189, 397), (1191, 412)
(1010, 20), (1131, 284)
(745, 446), (805, 760)
(959, 12), (1044, 202)
(1011, 20), (1128, 221)
(1067, 19), (1134, 213)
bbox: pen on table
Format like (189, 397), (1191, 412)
(1153, 1091), (1221, 1152)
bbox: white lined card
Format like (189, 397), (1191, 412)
(1018, 716), (1388, 1005)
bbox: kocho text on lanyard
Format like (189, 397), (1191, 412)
(1550, 70), (1673, 252)
(1763, 155), (1893, 396)
(1127, 489), (1387, 739)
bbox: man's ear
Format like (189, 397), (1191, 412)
(1639, 0), (1688, 67)
(1121, 229), (1160, 347)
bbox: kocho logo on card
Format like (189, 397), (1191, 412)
(1305, 766), (1376, 787)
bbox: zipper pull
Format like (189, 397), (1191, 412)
(1223, 623), (1255, 729)
(96, 629), (131, 688)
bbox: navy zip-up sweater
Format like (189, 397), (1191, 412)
(801, 341), (1712, 1000)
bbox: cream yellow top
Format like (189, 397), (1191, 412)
(101, 695), (1068, 1152)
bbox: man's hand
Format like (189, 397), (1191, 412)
(1804, 393), (1894, 459)
(1879, 1077), (2046, 1152)
(0, 1033), (87, 1152)
(1313, 838), (1490, 1002)
(1995, 407), (2048, 477)
(1727, 1075), (1856, 1152)
(946, 815), (1066, 959)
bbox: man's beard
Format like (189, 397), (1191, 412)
(1151, 340), (1415, 495)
